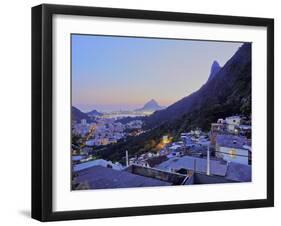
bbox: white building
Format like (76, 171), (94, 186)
(85, 139), (96, 146)
(81, 119), (87, 125)
(225, 116), (241, 133)
(216, 134), (251, 165)
(217, 118), (225, 124)
(225, 116), (241, 125)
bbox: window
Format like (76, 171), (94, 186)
(229, 149), (237, 158)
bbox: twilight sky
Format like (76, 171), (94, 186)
(72, 34), (243, 112)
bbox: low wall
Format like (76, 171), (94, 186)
(194, 173), (234, 184)
(126, 165), (186, 185)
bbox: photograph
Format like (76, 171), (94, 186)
(71, 34), (252, 191)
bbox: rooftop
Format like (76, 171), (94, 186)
(226, 116), (241, 120)
(216, 134), (250, 149)
(225, 162), (252, 182)
(72, 155), (85, 161)
(73, 159), (123, 172)
(156, 156), (227, 176)
(74, 166), (171, 189)
(145, 155), (168, 167)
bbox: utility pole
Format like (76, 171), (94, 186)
(126, 150), (129, 167)
(207, 145), (210, 175)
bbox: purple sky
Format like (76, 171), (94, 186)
(72, 34), (243, 112)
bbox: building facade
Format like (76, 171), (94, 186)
(216, 134), (251, 165)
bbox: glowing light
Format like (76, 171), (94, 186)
(229, 149), (237, 158)
(162, 135), (170, 144)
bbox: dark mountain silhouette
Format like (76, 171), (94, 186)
(144, 43), (251, 131)
(86, 109), (102, 117)
(72, 106), (90, 122)
(136, 99), (165, 112)
(207, 60), (221, 82)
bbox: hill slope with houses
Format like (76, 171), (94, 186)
(96, 43), (252, 162)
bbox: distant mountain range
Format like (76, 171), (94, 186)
(86, 109), (103, 117)
(136, 99), (165, 112)
(72, 99), (164, 123)
(72, 107), (102, 122)
(72, 106), (90, 122)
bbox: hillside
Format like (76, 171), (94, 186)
(96, 43), (252, 162)
(72, 106), (91, 122)
(86, 109), (103, 117)
(207, 60), (221, 82)
(144, 43), (251, 131)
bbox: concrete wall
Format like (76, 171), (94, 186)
(219, 147), (249, 165)
(126, 165), (186, 185)
(194, 173), (234, 184)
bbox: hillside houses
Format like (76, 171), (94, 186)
(72, 114), (252, 190)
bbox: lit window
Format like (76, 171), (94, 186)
(229, 149), (237, 158)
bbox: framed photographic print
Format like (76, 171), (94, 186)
(32, 4), (274, 221)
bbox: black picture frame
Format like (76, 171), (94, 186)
(32, 4), (274, 222)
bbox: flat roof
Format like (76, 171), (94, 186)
(72, 155), (85, 161)
(73, 159), (123, 172)
(74, 166), (171, 189)
(225, 162), (252, 182)
(156, 156), (227, 176)
(226, 116), (241, 119)
(216, 134), (250, 149)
